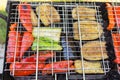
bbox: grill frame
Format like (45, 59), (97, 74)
(2, 1), (120, 80)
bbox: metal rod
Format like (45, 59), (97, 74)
(12, 5), (20, 76)
(94, 2), (106, 74)
(35, 2), (41, 80)
(64, 1), (70, 77)
(76, 4), (86, 80)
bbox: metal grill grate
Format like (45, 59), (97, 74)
(3, 0), (120, 80)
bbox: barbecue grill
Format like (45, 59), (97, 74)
(0, 0), (120, 80)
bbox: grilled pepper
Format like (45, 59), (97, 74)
(9, 51), (54, 76)
(42, 60), (73, 75)
(21, 51), (54, 62)
(7, 23), (21, 62)
(114, 6), (120, 27)
(32, 37), (62, 51)
(20, 32), (34, 59)
(10, 62), (44, 76)
(112, 33), (120, 64)
(18, 3), (33, 32)
(10, 23), (17, 31)
(106, 3), (115, 31)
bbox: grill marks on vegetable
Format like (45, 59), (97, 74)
(73, 21), (103, 40)
(18, 3), (33, 32)
(36, 3), (61, 26)
(72, 6), (96, 20)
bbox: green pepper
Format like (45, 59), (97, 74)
(32, 37), (62, 50)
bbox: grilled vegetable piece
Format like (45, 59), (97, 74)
(18, 3), (33, 32)
(10, 51), (54, 76)
(32, 27), (62, 42)
(82, 41), (108, 60)
(32, 27), (62, 50)
(74, 60), (104, 73)
(21, 51), (54, 62)
(36, 3), (60, 26)
(32, 37), (62, 51)
(106, 3), (115, 30)
(10, 62), (73, 76)
(7, 23), (21, 62)
(20, 32), (34, 59)
(42, 60), (73, 75)
(10, 62), (45, 76)
(72, 6), (96, 20)
(73, 21), (103, 40)
(31, 9), (38, 27)
(10, 23), (17, 31)
(114, 6), (120, 28)
(112, 34), (120, 64)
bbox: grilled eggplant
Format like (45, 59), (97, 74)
(73, 21), (103, 40)
(36, 3), (60, 26)
(74, 60), (104, 73)
(72, 6), (96, 20)
(82, 41), (108, 60)
(31, 9), (38, 27)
